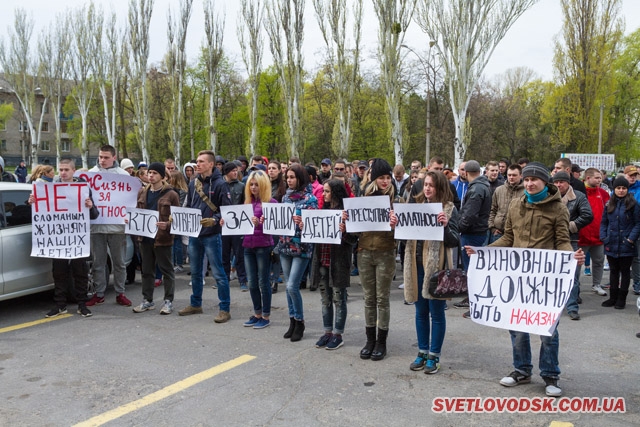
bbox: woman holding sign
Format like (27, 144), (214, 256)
(278, 164), (318, 342)
(356, 158), (398, 361)
(241, 171), (278, 329)
(310, 179), (358, 350)
(402, 171), (459, 374)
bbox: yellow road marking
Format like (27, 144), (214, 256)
(74, 354), (256, 427)
(0, 313), (73, 334)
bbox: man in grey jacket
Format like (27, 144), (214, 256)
(86, 145), (133, 307)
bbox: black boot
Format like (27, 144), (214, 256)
(300, 280), (307, 289)
(290, 319), (305, 342)
(360, 327), (377, 360)
(602, 287), (618, 307)
(272, 282), (278, 293)
(614, 290), (628, 309)
(283, 317), (295, 338)
(371, 328), (388, 361)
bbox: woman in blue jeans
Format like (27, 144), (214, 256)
(402, 171), (460, 374)
(278, 163), (318, 342)
(242, 171), (278, 329)
(310, 179), (357, 350)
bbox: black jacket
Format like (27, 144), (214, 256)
(459, 175), (491, 235)
(187, 169), (231, 237)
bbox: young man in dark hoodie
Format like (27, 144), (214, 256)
(221, 161), (247, 291)
(132, 162), (180, 315)
(179, 150), (232, 323)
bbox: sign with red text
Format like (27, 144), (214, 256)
(31, 182), (91, 259)
(125, 208), (159, 238)
(75, 172), (141, 224)
(221, 205), (255, 236)
(343, 196), (391, 233)
(261, 202), (296, 236)
(393, 203), (443, 241)
(170, 206), (202, 238)
(301, 210), (342, 244)
(467, 247), (577, 336)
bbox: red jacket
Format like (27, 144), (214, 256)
(578, 186), (610, 246)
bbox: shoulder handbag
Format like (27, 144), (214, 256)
(428, 246), (467, 299)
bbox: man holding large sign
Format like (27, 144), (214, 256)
(86, 145), (135, 307)
(465, 162), (584, 398)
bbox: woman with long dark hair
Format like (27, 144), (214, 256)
(402, 171), (459, 374)
(310, 179), (357, 350)
(600, 176), (640, 309)
(278, 163), (318, 342)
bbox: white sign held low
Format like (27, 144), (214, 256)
(221, 205), (255, 236)
(126, 208), (159, 238)
(343, 195), (391, 233)
(393, 203), (443, 241)
(170, 206), (203, 237)
(262, 202), (296, 236)
(301, 210), (343, 244)
(466, 246), (577, 336)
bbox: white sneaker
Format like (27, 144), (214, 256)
(543, 377), (562, 397)
(398, 283), (405, 289)
(603, 263), (610, 271)
(230, 270), (238, 280)
(592, 285), (607, 296)
(160, 300), (173, 315)
(132, 300), (155, 313)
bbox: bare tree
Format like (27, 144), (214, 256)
(313, 0), (363, 159)
(167, 0), (193, 167)
(69, 3), (102, 168)
(373, 0), (417, 165)
(128, 0), (155, 164)
(265, 0), (305, 158)
(38, 14), (71, 166)
(203, 0), (225, 154)
(93, 10), (122, 152)
(0, 9), (46, 165)
(238, 0), (264, 156)
(415, 0), (538, 167)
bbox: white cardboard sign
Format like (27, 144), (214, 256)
(393, 203), (443, 241)
(343, 195), (391, 233)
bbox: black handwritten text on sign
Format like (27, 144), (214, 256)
(262, 202), (296, 236)
(126, 208), (159, 238)
(343, 195), (391, 233)
(221, 204), (255, 236)
(301, 210), (342, 244)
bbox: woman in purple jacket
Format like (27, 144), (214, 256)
(242, 171), (278, 329)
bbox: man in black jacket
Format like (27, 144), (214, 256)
(552, 158), (586, 194)
(179, 150), (232, 323)
(458, 160), (491, 271)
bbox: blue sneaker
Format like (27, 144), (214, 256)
(350, 268), (359, 276)
(424, 355), (440, 374)
(243, 316), (260, 327)
(315, 333), (333, 348)
(410, 352), (427, 371)
(326, 334), (343, 350)
(253, 318), (270, 329)
(584, 267), (591, 276)
(240, 283), (249, 292)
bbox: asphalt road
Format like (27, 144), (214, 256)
(1, 261), (639, 426)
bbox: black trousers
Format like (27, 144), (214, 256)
(52, 258), (89, 307)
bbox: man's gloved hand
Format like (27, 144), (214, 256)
(200, 217), (217, 227)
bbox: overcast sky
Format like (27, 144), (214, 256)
(2, 0), (640, 81)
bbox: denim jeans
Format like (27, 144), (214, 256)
(244, 246), (272, 317)
(565, 242), (581, 314)
(415, 265), (446, 356)
(173, 235), (183, 266)
(91, 233), (127, 296)
(489, 231), (503, 245)
(460, 233), (486, 270)
(319, 266), (348, 335)
(189, 234), (230, 311)
(280, 254), (310, 320)
(510, 327), (560, 379)
(358, 248), (395, 330)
